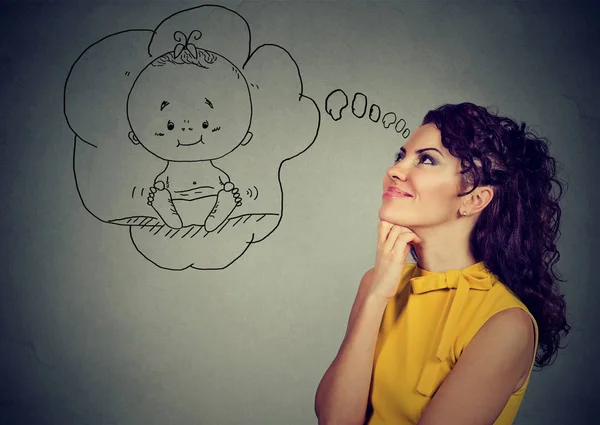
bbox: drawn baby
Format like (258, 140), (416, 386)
(127, 31), (253, 231)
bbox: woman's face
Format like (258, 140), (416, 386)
(379, 123), (464, 228)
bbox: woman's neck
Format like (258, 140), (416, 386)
(412, 225), (476, 273)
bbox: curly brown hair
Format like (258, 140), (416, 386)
(411, 102), (570, 369)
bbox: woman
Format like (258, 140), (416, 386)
(314, 102), (570, 425)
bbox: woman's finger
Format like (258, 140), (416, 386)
(383, 225), (409, 253)
(380, 225), (397, 251)
(378, 220), (393, 248)
(391, 232), (417, 256)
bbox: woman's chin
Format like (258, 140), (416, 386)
(378, 209), (407, 225)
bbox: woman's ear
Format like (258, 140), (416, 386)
(468, 186), (494, 214)
(128, 130), (140, 145)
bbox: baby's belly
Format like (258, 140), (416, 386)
(174, 196), (216, 226)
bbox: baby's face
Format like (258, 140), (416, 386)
(128, 55), (251, 161)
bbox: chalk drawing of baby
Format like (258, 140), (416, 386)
(127, 31), (251, 232)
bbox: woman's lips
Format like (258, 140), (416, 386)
(383, 189), (413, 199)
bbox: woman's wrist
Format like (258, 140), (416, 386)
(363, 292), (391, 311)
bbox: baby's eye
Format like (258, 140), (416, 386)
(167, 120), (175, 131)
(202, 121), (209, 129)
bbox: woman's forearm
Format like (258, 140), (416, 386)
(315, 294), (389, 425)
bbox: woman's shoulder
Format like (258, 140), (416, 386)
(457, 276), (538, 350)
(486, 275), (531, 311)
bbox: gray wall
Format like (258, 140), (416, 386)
(1, 1), (598, 424)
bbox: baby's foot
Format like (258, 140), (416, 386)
(147, 181), (183, 228)
(204, 183), (242, 232)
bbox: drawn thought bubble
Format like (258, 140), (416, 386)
(382, 112), (397, 129)
(369, 104), (381, 122)
(395, 118), (406, 134)
(352, 92), (367, 118)
(64, 5), (320, 271)
(325, 89), (348, 121)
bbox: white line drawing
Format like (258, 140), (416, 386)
(64, 5), (320, 270)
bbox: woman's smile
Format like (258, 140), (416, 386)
(383, 186), (413, 199)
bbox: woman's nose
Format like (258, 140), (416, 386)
(387, 164), (408, 181)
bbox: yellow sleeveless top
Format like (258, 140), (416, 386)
(366, 261), (539, 425)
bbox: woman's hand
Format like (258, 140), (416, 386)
(369, 220), (422, 301)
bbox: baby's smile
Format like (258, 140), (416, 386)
(177, 134), (204, 147)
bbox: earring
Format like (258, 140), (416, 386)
(461, 211), (467, 216)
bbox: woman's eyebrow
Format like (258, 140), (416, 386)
(400, 147), (445, 158)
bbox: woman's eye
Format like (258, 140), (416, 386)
(167, 120), (175, 131)
(421, 155), (435, 165)
(394, 153), (436, 165)
(202, 121), (209, 129)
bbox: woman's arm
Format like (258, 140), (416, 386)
(315, 222), (421, 425)
(314, 268), (389, 425)
(417, 308), (536, 425)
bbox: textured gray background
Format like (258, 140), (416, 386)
(1, 1), (598, 424)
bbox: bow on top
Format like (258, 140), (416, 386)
(408, 261), (494, 396)
(173, 30), (203, 59)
